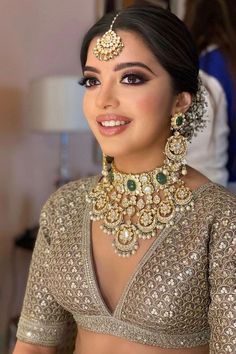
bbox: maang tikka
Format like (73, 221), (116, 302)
(86, 112), (194, 258)
(93, 13), (124, 61)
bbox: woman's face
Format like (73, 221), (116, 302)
(82, 30), (179, 167)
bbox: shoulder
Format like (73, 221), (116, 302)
(206, 185), (236, 272)
(39, 175), (99, 235)
(194, 182), (236, 224)
(197, 182), (236, 207)
(53, 175), (99, 198)
(184, 165), (210, 190)
(42, 175), (99, 210)
(185, 166), (236, 214)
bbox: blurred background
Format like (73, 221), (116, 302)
(0, 1), (99, 352)
(4, 0), (234, 353)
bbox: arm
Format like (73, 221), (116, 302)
(208, 191), (236, 353)
(13, 339), (56, 354)
(16, 197), (76, 352)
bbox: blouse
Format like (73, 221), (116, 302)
(17, 176), (236, 353)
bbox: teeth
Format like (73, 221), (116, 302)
(101, 120), (127, 127)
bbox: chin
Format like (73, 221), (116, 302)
(105, 147), (134, 159)
(98, 142), (127, 158)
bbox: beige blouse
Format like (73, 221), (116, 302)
(16, 176), (236, 353)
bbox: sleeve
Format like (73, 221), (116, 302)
(16, 200), (76, 350)
(208, 193), (236, 353)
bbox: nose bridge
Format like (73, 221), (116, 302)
(96, 78), (119, 109)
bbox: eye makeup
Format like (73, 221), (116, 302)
(79, 70), (150, 88)
(120, 71), (149, 85)
(78, 76), (100, 88)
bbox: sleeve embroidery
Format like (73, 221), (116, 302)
(208, 195), (236, 353)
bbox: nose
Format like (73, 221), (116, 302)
(95, 83), (119, 110)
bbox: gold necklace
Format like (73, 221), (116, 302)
(86, 134), (194, 258)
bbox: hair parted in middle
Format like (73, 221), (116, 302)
(80, 4), (199, 95)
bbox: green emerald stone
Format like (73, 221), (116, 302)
(176, 115), (184, 126)
(127, 179), (136, 191)
(156, 172), (167, 185)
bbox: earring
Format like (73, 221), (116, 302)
(171, 112), (186, 131)
(165, 113), (187, 176)
(102, 154), (113, 182)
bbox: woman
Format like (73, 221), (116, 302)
(14, 4), (236, 354)
(184, 0), (236, 190)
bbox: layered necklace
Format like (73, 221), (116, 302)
(85, 12), (203, 258)
(86, 128), (194, 258)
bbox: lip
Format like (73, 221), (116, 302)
(96, 114), (132, 123)
(96, 114), (132, 136)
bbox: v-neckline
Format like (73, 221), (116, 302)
(82, 177), (214, 318)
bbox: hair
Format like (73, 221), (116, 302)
(80, 4), (199, 95)
(184, 0), (236, 81)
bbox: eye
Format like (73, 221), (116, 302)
(121, 73), (148, 85)
(78, 76), (100, 88)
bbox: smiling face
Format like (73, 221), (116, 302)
(82, 30), (183, 172)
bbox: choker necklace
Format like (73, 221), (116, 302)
(86, 125), (194, 257)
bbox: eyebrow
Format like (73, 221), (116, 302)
(83, 62), (155, 74)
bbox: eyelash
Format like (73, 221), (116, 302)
(120, 72), (148, 85)
(78, 76), (99, 88)
(78, 72), (148, 88)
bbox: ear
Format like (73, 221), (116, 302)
(171, 92), (192, 115)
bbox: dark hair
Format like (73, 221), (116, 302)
(184, 0), (236, 82)
(80, 5), (199, 95)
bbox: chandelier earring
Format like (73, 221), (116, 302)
(101, 154), (114, 184)
(165, 112), (188, 176)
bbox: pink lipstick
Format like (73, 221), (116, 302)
(96, 114), (132, 136)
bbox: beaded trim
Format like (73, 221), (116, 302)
(74, 315), (210, 348)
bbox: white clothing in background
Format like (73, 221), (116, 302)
(187, 70), (229, 186)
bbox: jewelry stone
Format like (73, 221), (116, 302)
(87, 156), (193, 256)
(156, 172), (167, 185)
(127, 179), (136, 191)
(93, 14), (124, 61)
(87, 112), (194, 257)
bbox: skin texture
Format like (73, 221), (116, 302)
(13, 341), (56, 354)
(83, 30), (192, 173)
(13, 30), (210, 354)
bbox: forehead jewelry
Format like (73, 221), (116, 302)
(93, 13), (124, 61)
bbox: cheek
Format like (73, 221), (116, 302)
(82, 94), (97, 137)
(82, 94), (90, 119)
(136, 94), (159, 112)
(83, 93), (95, 126)
(133, 91), (170, 119)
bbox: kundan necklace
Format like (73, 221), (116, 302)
(85, 9), (204, 258)
(86, 127), (194, 257)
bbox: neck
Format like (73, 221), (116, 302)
(113, 149), (165, 174)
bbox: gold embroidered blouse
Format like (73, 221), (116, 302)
(16, 176), (236, 353)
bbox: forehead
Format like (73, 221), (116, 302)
(86, 30), (160, 68)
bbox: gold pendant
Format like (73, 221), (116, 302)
(93, 29), (124, 61)
(113, 223), (139, 257)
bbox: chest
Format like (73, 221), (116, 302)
(48, 206), (210, 328)
(91, 220), (156, 312)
